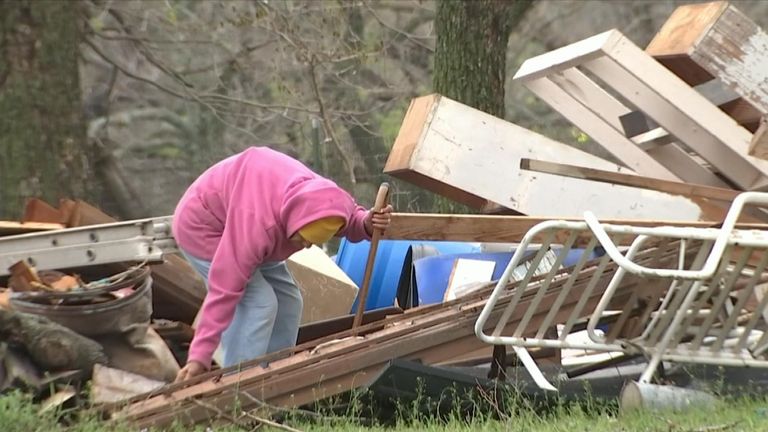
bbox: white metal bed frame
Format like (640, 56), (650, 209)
(475, 192), (768, 390)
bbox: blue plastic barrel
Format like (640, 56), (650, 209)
(336, 238), (480, 311)
(413, 248), (605, 305)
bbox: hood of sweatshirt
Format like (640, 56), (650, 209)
(279, 177), (357, 239)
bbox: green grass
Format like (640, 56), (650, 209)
(1, 389), (767, 432)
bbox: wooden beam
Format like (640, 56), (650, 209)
(647, 1), (768, 115)
(519, 159), (768, 222)
(383, 213), (768, 245)
(384, 94), (706, 221)
(519, 159), (739, 202)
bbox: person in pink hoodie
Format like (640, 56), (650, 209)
(172, 147), (393, 381)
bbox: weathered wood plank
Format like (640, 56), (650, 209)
(647, 1), (768, 114)
(383, 213), (768, 245)
(383, 94), (705, 221)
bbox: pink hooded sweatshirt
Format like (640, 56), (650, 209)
(172, 147), (371, 368)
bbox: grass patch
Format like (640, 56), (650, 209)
(1, 388), (767, 431)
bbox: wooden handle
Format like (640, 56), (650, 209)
(372, 182), (390, 212)
(352, 182), (390, 330)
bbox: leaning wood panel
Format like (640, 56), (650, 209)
(384, 94), (705, 220)
(647, 1), (768, 116)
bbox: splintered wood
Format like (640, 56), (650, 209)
(109, 239), (685, 428)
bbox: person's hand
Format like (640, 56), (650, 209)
(175, 361), (207, 383)
(365, 204), (393, 236)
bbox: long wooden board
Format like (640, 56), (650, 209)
(384, 94), (707, 221)
(383, 213), (768, 245)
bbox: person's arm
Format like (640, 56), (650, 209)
(339, 204), (394, 242)
(186, 210), (274, 370)
(338, 205), (371, 242)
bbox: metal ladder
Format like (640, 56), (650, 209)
(0, 216), (176, 277)
(475, 191), (768, 390)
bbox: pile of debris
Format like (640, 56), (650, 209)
(2, 1), (768, 429)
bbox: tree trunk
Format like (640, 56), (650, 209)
(430, 0), (534, 213)
(433, 0), (534, 118)
(0, 0), (94, 219)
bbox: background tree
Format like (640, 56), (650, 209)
(0, 0), (96, 219)
(428, 0), (534, 213)
(433, 0), (534, 118)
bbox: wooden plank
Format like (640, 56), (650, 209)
(115, 261), (616, 427)
(383, 213), (768, 245)
(583, 31), (768, 190)
(519, 158), (739, 202)
(647, 1), (768, 114)
(383, 94), (706, 221)
(749, 116), (768, 160)
(0, 220), (65, 236)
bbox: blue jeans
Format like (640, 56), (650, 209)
(180, 249), (303, 367)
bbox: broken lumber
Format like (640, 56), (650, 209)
(109, 239), (686, 428)
(384, 94), (706, 220)
(646, 1), (768, 126)
(514, 29), (768, 191)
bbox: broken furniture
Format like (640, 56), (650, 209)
(475, 191), (768, 403)
(645, 1), (768, 158)
(514, 31), (767, 191)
